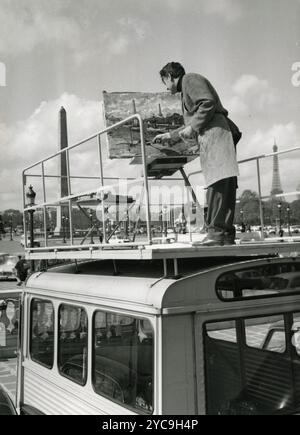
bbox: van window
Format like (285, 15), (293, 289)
(58, 304), (88, 386)
(30, 299), (54, 369)
(204, 313), (300, 415)
(93, 311), (154, 414)
(216, 262), (300, 301)
(245, 316), (286, 353)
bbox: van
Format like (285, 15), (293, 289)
(3, 256), (300, 415)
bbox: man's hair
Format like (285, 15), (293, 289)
(159, 62), (185, 81)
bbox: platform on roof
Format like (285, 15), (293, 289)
(24, 239), (300, 262)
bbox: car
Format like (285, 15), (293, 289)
(108, 235), (131, 244)
(20, 235), (40, 248)
(0, 254), (18, 281)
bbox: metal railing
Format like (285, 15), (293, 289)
(187, 145), (300, 239)
(22, 111), (300, 250)
(23, 114), (153, 248)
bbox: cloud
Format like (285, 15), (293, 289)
(227, 74), (280, 117)
(0, 92), (146, 210)
(0, 0), (80, 55)
(0, 0), (149, 65)
(0, 93), (104, 210)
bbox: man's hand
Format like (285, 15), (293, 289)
(152, 132), (171, 144)
(179, 125), (194, 140)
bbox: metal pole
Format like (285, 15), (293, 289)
(287, 208), (291, 236)
(29, 210), (35, 271)
(22, 172), (28, 248)
(97, 134), (107, 243)
(66, 149), (74, 245)
(139, 116), (152, 245)
(256, 159), (265, 240)
(41, 163), (48, 247)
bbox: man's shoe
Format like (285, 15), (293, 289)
(223, 238), (236, 246)
(194, 236), (224, 247)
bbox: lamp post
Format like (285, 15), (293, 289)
(62, 215), (66, 243)
(124, 210), (129, 240)
(162, 205), (168, 238)
(9, 214), (13, 241)
(26, 185), (36, 272)
(89, 210), (94, 244)
(240, 209), (245, 232)
(277, 202), (282, 236)
(286, 206), (291, 236)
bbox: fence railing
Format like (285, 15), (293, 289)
(188, 145), (300, 239)
(22, 112), (300, 249)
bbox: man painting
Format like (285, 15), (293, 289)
(153, 62), (241, 246)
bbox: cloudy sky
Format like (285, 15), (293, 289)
(0, 0), (300, 210)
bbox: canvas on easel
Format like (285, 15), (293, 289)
(102, 91), (199, 161)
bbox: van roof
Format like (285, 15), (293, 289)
(26, 257), (300, 314)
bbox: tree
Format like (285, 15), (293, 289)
(2, 209), (23, 227)
(235, 190), (261, 225)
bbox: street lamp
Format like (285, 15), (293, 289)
(162, 205), (168, 238)
(89, 209), (94, 244)
(124, 210), (129, 240)
(26, 185), (36, 272)
(277, 202), (282, 235)
(240, 209), (245, 232)
(9, 214), (13, 241)
(62, 215), (66, 243)
(286, 206), (291, 236)
(179, 204), (187, 234)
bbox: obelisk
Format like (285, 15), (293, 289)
(54, 107), (69, 235)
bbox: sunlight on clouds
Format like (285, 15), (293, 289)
(0, 0), (80, 55)
(228, 74), (279, 116)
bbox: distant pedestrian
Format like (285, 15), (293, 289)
(14, 256), (29, 286)
(98, 228), (103, 244)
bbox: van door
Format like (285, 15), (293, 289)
(0, 291), (21, 360)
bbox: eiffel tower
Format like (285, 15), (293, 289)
(270, 141), (284, 198)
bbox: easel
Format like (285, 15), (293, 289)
(131, 152), (202, 242)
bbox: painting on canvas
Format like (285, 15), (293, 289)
(102, 91), (199, 160)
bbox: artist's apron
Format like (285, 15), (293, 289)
(197, 114), (239, 187)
